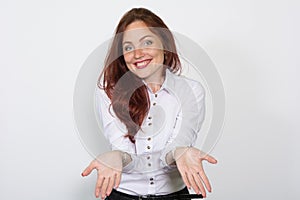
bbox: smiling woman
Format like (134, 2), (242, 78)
(122, 23), (165, 84)
(81, 7), (217, 200)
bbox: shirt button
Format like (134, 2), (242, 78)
(150, 178), (154, 181)
(147, 146), (151, 149)
(154, 94), (158, 98)
(148, 163), (151, 167)
(147, 156), (151, 160)
(148, 116), (152, 120)
(147, 137), (151, 141)
(148, 123), (152, 126)
(150, 182), (154, 185)
(152, 102), (156, 106)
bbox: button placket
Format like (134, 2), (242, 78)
(146, 154), (152, 169)
(149, 176), (154, 185)
(149, 101), (156, 130)
(152, 94), (158, 108)
(151, 93), (157, 106)
(149, 177), (154, 185)
(147, 112), (152, 125)
(145, 95), (154, 169)
(146, 137), (153, 167)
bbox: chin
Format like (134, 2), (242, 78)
(129, 70), (149, 79)
(135, 74), (148, 79)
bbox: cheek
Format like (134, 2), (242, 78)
(155, 50), (164, 63)
(123, 51), (134, 63)
(148, 49), (164, 62)
(123, 53), (135, 71)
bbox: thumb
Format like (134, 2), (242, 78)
(81, 161), (96, 177)
(200, 154), (218, 164)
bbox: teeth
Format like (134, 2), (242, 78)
(136, 61), (149, 67)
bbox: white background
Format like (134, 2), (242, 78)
(1, 0), (299, 199)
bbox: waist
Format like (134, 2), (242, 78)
(109, 187), (203, 200)
(118, 169), (184, 195)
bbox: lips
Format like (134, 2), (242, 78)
(134, 59), (152, 69)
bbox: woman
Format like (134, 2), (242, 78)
(82, 8), (217, 199)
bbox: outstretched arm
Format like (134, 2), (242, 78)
(161, 80), (218, 197)
(81, 150), (132, 199)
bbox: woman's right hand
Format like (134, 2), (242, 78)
(81, 151), (123, 199)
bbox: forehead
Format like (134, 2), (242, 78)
(123, 21), (158, 42)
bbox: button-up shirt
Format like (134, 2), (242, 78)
(95, 69), (205, 195)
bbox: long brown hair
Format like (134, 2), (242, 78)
(98, 8), (181, 143)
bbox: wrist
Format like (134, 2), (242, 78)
(121, 151), (132, 167)
(173, 146), (190, 160)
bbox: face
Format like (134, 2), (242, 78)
(122, 21), (165, 84)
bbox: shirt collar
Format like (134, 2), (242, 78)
(142, 69), (176, 94)
(162, 68), (179, 94)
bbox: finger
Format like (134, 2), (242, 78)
(177, 165), (191, 189)
(95, 175), (104, 198)
(101, 177), (110, 199)
(106, 175), (115, 197)
(198, 167), (212, 192)
(82, 161), (96, 177)
(201, 154), (217, 164)
(195, 172), (206, 198)
(114, 172), (121, 189)
(206, 155), (217, 164)
(187, 172), (199, 195)
(179, 170), (191, 189)
(192, 173), (202, 195)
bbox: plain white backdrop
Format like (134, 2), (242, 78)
(1, 0), (299, 199)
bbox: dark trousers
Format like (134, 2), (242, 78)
(105, 187), (194, 200)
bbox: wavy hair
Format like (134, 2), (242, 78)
(98, 8), (181, 143)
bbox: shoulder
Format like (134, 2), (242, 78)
(168, 72), (205, 96)
(95, 86), (111, 104)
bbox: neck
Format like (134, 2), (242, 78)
(147, 83), (162, 93)
(144, 69), (166, 93)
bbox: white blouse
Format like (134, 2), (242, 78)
(95, 69), (205, 195)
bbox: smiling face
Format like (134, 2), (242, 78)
(122, 21), (165, 85)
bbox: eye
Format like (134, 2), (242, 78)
(123, 45), (134, 52)
(143, 40), (153, 46)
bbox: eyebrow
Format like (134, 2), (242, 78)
(122, 35), (154, 45)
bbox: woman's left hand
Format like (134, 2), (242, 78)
(174, 147), (217, 198)
(81, 151), (123, 199)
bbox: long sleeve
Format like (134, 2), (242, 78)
(95, 87), (139, 171)
(160, 79), (205, 167)
(95, 87), (132, 151)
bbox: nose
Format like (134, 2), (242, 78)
(134, 48), (144, 59)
